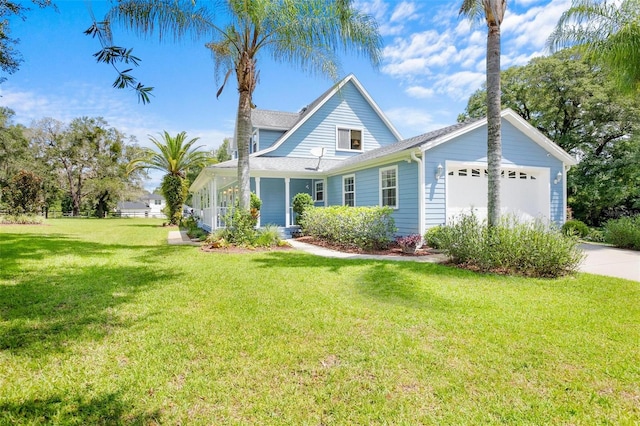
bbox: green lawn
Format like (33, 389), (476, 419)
(1, 219), (638, 425)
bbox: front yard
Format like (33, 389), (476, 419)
(1, 219), (638, 424)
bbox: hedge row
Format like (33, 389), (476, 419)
(301, 206), (396, 251)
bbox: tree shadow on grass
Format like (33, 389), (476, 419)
(252, 251), (478, 309)
(0, 234), (179, 357)
(0, 392), (161, 425)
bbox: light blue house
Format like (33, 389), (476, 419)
(189, 74), (577, 236)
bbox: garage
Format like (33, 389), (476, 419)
(446, 163), (550, 223)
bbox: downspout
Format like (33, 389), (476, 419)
(410, 150), (425, 237)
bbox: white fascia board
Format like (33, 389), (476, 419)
(254, 74), (402, 157)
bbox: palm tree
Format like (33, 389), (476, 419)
(95, 0), (381, 210)
(548, 0), (640, 94)
(130, 131), (211, 224)
(459, 0), (507, 228)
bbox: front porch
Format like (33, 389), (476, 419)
(191, 174), (325, 233)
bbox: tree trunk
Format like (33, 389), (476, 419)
(235, 51), (256, 211)
(486, 17), (502, 228)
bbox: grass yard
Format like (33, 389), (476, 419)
(1, 219), (639, 425)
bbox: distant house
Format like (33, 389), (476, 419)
(189, 74), (577, 236)
(116, 193), (166, 218)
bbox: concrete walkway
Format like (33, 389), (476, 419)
(167, 230), (200, 246)
(579, 243), (640, 282)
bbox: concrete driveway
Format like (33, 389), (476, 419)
(579, 244), (640, 282)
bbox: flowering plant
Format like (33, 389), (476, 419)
(395, 234), (422, 252)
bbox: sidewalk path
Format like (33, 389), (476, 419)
(167, 230), (200, 246)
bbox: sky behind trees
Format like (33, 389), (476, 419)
(1, 0), (571, 189)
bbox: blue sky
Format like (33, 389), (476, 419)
(2, 0), (571, 190)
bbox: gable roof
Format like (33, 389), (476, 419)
(251, 109), (300, 130)
(117, 201), (148, 210)
(252, 74), (403, 157)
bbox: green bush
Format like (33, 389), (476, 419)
(222, 207), (258, 247)
(292, 193), (314, 226)
(438, 213), (584, 278)
(562, 219), (590, 238)
(604, 215), (640, 250)
(0, 214), (44, 225)
(254, 224), (284, 248)
(584, 228), (605, 243)
(302, 206), (396, 251)
(424, 225), (446, 249)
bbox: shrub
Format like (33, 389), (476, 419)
(604, 215), (640, 250)
(438, 213), (584, 278)
(302, 205), (396, 251)
(222, 207), (258, 247)
(584, 228), (605, 243)
(292, 193), (314, 226)
(250, 192), (262, 225)
(424, 225), (446, 249)
(255, 224), (284, 248)
(0, 214), (44, 225)
(562, 219), (589, 238)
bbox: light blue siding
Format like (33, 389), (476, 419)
(258, 129), (286, 151)
(326, 160), (420, 236)
(264, 81), (398, 159)
(424, 119), (565, 227)
(260, 178), (285, 226)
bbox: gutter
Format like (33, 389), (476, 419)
(410, 150), (425, 238)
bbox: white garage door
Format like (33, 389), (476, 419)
(446, 165), (550, 223)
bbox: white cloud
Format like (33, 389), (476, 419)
(405, 85), (434, 99)
(386, 107), (437, 135)
(433, 71), (485, 100)
(390, 2), (418, 22)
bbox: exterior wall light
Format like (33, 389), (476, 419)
(554, 171), (562, 184)
(435, 164), (444, 180)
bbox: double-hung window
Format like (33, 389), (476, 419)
(343, 175), (355, 206)
(337, 128), (363, 151)
(314, 181), (324, 202)
(380, 166), (397, 208)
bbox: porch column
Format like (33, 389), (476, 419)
(211, 178), (217, 230)
(255, 177), (261, 228)
(285, 177), (291, 227)
(324, 179), (328, 207)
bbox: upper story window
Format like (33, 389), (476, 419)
(314, 180), (324, 202)
(380, 166), (397, 208)
(251, 131), (259, 153)
(337, 128), (363, 151)
(154, 199), (162, 205)
(343, 175), (355, 206)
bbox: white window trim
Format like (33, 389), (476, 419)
(379, 165), (398, 209)
(343, 174), (356, 206)
(335, 126), (364, 152)
(314, 180), (325, 202)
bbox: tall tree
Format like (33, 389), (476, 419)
(92, 0), (381, 210)
(548, 0), (640, 94)
(459, 0), (507, 227)
(31, 117), (136, 216)
(129, 131), (211, 224)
